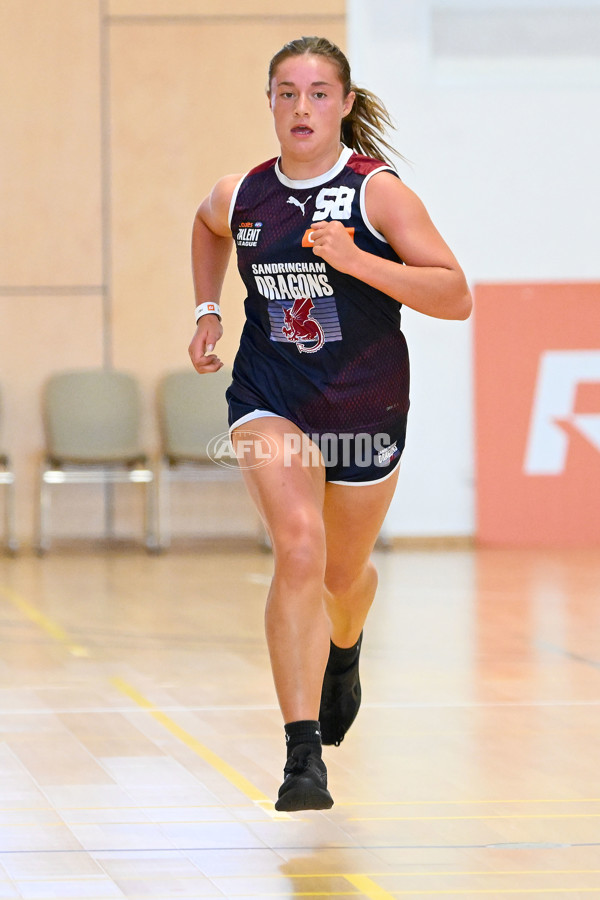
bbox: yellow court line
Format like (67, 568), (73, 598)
(285, 893), (356, 898)
(345, 874), (396, 899)
(157, 869), (600, 883)
(0, 584), (89, 657)
(0, 583), (284, 820)
(350, 813), (600, 822)
(215, 893), (600, 898)
(111, 677), (289, 819)
(269, 871), (600, 880)
(374, 891), (600, 896)
(337, 798), (600, 806)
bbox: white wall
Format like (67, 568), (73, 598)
(348, 0), (600, 536)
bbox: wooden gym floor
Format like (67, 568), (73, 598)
(1, 540), (600, 898)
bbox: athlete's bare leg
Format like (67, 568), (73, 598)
(231, 417), (329, 724)
(232, 416), (400, 724)
(323, 469), (400, 648)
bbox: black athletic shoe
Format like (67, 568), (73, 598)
(274, 743), (334, 812)
(319, 634), (362, 746)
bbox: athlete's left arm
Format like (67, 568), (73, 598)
(310, 171), (472, 321)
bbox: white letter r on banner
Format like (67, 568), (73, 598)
(524, 350), (600, 475)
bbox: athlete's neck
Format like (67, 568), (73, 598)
(278, 144), (345, 182)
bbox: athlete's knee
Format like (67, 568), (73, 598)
(270, 509), (326, 576)
(325, 557), (378, 600)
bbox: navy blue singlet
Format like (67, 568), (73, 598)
(227, 145), (410, 483)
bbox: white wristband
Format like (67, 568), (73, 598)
(195, 302), (221, 323)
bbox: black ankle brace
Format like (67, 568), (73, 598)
(327, 631), (363, 674)
(284, 719), (322, 756)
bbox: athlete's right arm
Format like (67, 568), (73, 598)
(188, 174), (241, 374)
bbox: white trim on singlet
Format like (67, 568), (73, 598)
(274, 145), (354, 190)
(359, 165), (396, 243)
(228, 174), (247, 230)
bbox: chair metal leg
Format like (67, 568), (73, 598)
(143, 469), (159, 553)
(103, 482), (116, 543)
(35, 468), (52, 555)
(6, 478), (18, 554)
(2, 472), (18, 554)
(156, 463), (171, 551)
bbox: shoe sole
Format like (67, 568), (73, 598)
(274, 776), (334, 812)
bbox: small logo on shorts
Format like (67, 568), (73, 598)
(378, 441), (398, 465)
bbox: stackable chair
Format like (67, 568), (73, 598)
(0, 388), (18, 554)
(157, 367), (263, 548)
(35, 369), (157, 554)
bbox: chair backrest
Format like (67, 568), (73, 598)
(43, 369), (145, 464)
(158, 367), (232, 463)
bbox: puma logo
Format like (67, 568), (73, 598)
(287, 195), (312, 216)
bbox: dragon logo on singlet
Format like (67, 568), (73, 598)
(282, 296), (325, 353)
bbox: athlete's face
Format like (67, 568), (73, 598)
(269, 54), (355, 172)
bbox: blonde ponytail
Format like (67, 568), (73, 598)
(342, 85), (400, 166)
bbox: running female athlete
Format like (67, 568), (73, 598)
(189, 36), (472, 812)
